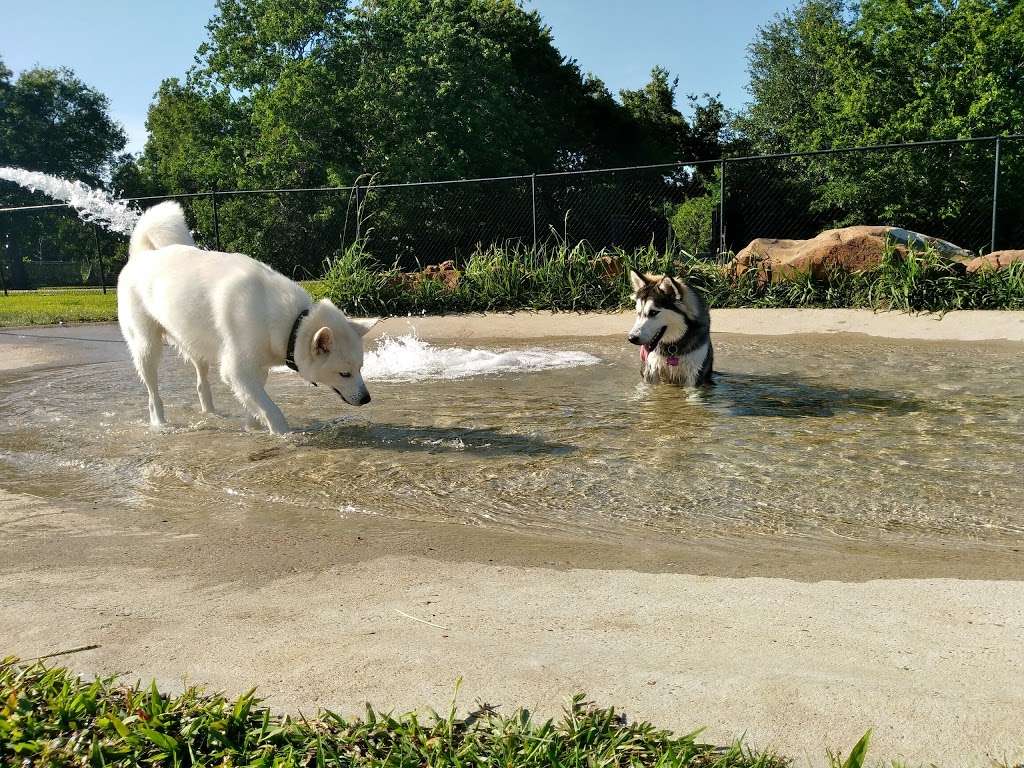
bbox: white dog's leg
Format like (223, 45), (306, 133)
(124, 329), (165, 427)
(120, 290), (166, 428)
(136, 343), (165, 427)
(223, 364), (289, 435)
(194, 360), (215, 413)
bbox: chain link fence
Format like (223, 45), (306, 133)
(1, 135), (1021, 292)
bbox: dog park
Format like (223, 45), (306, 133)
(2, 2), (1024, 766)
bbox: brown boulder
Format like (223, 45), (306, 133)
(383, 271), (417, 290)
(419, 259), (461, 290)
(730, 226), (970, 283)
(964, 250), (1024, 273)
(386, 260), (462, 291)
(590, 254), (623, 282)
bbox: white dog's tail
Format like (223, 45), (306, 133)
(128, 201), (196, 258)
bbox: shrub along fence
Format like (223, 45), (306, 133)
(1, 135), (1021, 292)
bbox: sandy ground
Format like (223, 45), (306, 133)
(369, 307), (1024, 343)
(2, 310), (1023, 766)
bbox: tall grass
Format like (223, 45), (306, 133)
(3, 243), (1020, 328)
(322, 241), (668, 315)
(321, 241), (1024, 316)
(1, 658), (795, 767)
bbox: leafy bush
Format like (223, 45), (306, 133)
(670, 194), (717, 256)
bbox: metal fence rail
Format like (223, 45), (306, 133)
(1, 134), (1021, 292)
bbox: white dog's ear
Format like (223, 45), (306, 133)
(312, 326), (334, 356)
(350, 317), (380, 337)
(628, 270), (646, 292)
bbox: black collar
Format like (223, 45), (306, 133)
(658, 315), (708, 358)
(285, 309), (310, 372)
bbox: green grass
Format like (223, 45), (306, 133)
(0, 282), (328, 327)
(320, 240), (1024, 316)
(0, 289), (119, 327)
(0, 658), (809, 768)
(4, 243), (1023, 327)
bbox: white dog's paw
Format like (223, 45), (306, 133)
(241, 414), (263, 432)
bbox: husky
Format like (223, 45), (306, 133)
(118, 201), (375, 434)
(627, 270), (713, 387)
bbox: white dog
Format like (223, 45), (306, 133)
(118, 201), (374, 434)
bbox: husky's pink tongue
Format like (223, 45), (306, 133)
(640, 347), (679, 367)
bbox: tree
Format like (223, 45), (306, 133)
(0, 61), (126, 184)
(739, 0), (1024, 150)
(185, 0), (665, 183)
(618, 67), (688, 164)
(141, 78), (251, 193)
(141, 0), (727, 269)
(0, 59), (13, 159)
(735, 0), (851, 153)
(730, 0), (1024, 251)
(0, 58), (127, 287)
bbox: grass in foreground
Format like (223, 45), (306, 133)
(0, 658), (880, 768)
(0, 289), (118, 327)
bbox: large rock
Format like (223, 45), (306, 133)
(421, 259), (461, 290)
(964, 250), (1024, 273)
(386, 260), (461, 291)
(730, 226), (971, 283)
(589, 254), (623, 283)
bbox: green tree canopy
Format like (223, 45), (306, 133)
(141, 77), (252, 191)
(738, 0), (1024, 151)
(137, 0), (726, 270)
(0, 58), (126, 185)
(0, 57), (127, 288)
(143, 0), (725, 192)
(722, 0), (1024, 253)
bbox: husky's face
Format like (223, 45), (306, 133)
(304, 299), (375, 406)
(627, 270), (693, 351)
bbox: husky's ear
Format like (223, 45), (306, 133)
(669, 277), (702, 317)
(628, 269), (646, 293)
(658, 276), (681, 299)
(350, 317), (380, 338)
(312, 326), (334, 356)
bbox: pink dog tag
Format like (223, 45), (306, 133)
(666, 356), (679, 366)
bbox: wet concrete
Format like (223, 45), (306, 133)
(2, 312), (1023, 766)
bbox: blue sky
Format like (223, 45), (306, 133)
(1, 0), (794, 154)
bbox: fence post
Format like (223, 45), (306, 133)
(0, 232), (7, 296)
(354, 183), (363, 243)
(93, 225), (107, 294)
(718, 159), (727, 258)
(530, 173), (537, 251)
(211, 188), (222, 251)
(990, 136), (1001, 254)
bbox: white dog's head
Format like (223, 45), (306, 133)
(296, 299), (377, 406)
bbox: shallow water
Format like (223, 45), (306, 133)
(1, 332), (1022, 547)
